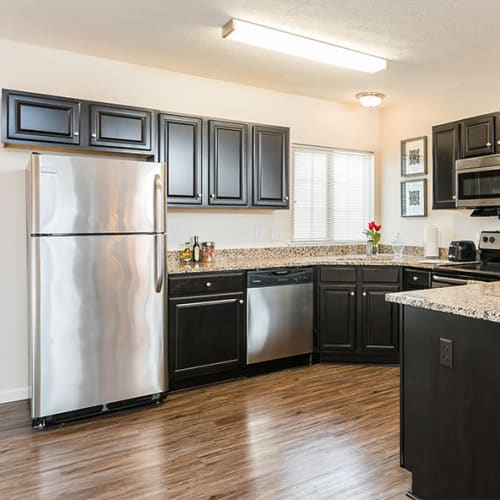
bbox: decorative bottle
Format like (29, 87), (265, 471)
(192, 235), (201, 263)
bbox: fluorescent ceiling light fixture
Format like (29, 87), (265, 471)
(222, 18), (387, 74)
(356, 92), (385, 107)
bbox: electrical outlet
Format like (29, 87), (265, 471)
(255, 226), (264, 241)
(440, 338), (453, 368)
(272, 228), (282, 241)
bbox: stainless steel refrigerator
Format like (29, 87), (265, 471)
(28, 153), (167, 427)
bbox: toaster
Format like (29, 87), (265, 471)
(448, 240), (477, 261)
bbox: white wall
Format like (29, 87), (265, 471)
(380, 81), (500, 248)
(0, 38), (380, 402)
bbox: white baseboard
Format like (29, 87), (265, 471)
(0, 387), (29, 404)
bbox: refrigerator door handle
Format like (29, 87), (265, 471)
(154, 234), (164, 293)
(154, 174), (163, 234)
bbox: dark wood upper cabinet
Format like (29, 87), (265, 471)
(208, 120), (248, 206)
(432, 122), (460, 209)
(89, 104), (152, 151)
(252, 125), (289, 208)
(3, 91), (81, 145)
(159, 113), (202, 205)
(495, 115), (500, 154)
(2, 88), (291, 210)
(461, 115), (495, 157)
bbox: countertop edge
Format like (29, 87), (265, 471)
(386, 286), (500, 324)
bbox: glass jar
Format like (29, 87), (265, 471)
(179, 241), (193, 263)
(201, 241), (215, 262)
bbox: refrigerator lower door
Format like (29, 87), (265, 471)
(30, 234), (167, 419)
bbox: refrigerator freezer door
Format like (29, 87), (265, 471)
(29, 154), (165, 235)
(30, 234), (167, 418)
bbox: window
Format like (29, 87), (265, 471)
(292, 145), (374, 243)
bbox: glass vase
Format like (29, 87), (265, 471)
(366, 239), (379, 257)
(366, 238), (373, 257)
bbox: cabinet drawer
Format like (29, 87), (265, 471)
(320, 267), (357, 283)
(169, 272), (244, 296)
(360, 267), (400, 283)
(403, 268), (431, 289)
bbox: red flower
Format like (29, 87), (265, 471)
(368, 221), (376, 230)
(374, 223), (382, 231)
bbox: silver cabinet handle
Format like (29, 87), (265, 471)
(73, 131), (79, 137)
(362, 292), (367, 297)
(91, 132), (97, 138)
(412, 276), (418, 281)
(452, 195), (456, 200)
(497, 140), (500, 145)
(487, 142), (492, 147)
(206, 282), (212, 288)
(284, 195), (289, 201)
(350, 291), (355, 296)
(239, 299), (245, 304)
(197, 193), (202, 198)
(210, 193), (216, 199)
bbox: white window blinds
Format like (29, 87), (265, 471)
(292, 146), (374, 243)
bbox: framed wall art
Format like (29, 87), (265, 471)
(401, 179), (428, 217)
(401, 136), (427, 176)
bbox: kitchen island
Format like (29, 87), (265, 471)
(387, 283), (500, 499)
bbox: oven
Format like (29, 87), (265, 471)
(456, 154), (500, 208)
(432, 271), (497, 288)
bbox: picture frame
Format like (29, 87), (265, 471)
(401, 136), (427, 176)
(401, 179), (428, 217)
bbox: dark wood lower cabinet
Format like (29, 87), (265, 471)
(318, 285), (356, 353)
(401, 306), (500, 499)
(317, 266), (400, 363)
(359, 285), (399, 354)
(168, 273), (246, 390)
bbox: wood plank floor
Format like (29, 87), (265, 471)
(0, 364), (410, 499)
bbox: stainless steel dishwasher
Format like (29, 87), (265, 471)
(247, 267), (313, 364)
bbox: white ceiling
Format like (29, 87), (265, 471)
(1, 0), (500, 108)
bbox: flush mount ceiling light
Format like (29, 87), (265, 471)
(222, 18), (387, 74)
(356, 92), (386, 107)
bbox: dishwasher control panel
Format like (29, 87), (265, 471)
(247, 267), (313, 288)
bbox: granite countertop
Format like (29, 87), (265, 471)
(386, 282), (500, 323)
(168, 254), (450, 274)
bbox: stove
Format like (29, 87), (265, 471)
(433, 231), (500, 286)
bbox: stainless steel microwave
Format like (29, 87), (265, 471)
(456, 154), (500, 208)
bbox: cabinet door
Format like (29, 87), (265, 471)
(89, 104), (152, 151)
(359, 285), (399, 355)
(318, 285), (357, 353)
(461, 115), (495, 157)
(159, 114), (202, 205)
(495, 115), (500, 154)
(252, 125), (289, 208)
(432, 122), (459, 209)
(168, 293), (246, 386)
(4, 91), (80, 145)
(208, 120), (248, 206)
